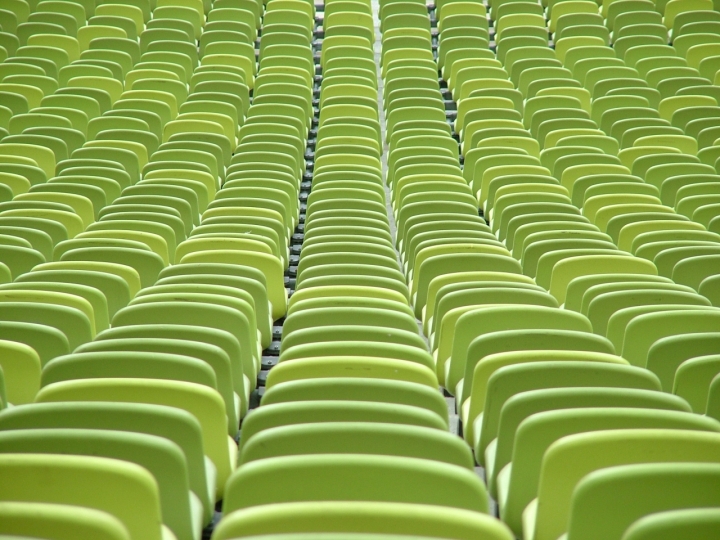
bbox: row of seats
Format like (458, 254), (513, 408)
(0, 0), (287, 537)
(426, 0), (720, 539)
(212, 1), (516, 538)
(0, 0), (720, 538)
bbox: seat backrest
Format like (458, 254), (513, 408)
(503, 410), (719, 536)
(534, 428), (720, 540)
(490, 387), (690, 492)
(0, 400), (212, 519)
(566, 462), (720, 540)
(473, 361), (662, 456)
(239, 421), (473, 469)
(621, 507), (720, 540)
(222, 454), (488, 515)
(35, 378), (234, 499)
(260, 377), (448, 424)
(0, 453), (165, 540)
(0, 428), (195, 540)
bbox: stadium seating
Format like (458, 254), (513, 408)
(0, 0), (719, 538)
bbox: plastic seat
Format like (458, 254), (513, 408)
(0, 338), (39, 405)
(261, 377), (447, 424)
(468, 360), (662, 455)
(0, 501), (131, 540)
(672, 254), (720, 290)
(699, 274), (720, 306)
(423, 272), (536, 333)
(0, 453), (168, 540)
(223, 453), (487, 515)
(283, 305), (417, 338)
(0, 428), (203, 540)
(213, 501), (513, 540)
(1, 400), (216, 517)
(266, 346), (437, 386)
(585, 287), (711, 335)
(141, 282), (257, 343)
(529, 427), (720, 540)
(79, 333), (244, 431)
(487, 386), (690, 497)
(437, 304), (592, 391)
(178, 249), (286, 319)
(0, 293), (94, 350)
(459, 328), (616, 406)
(619, 308), (720, 367)
(621, 508), (720, 540)
(671, 354), (720, 413)
(239, 422), (472, 469)
(239, 399), (446, 460)
(565, 463), (720, 540)
(644, 327), (720, 390)
(36, 377), (235, 499)
(100, 321), (250, 399)
(547, 254), (659, 304)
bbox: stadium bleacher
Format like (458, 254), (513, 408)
(0, 0), (719, 538)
